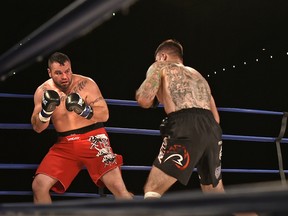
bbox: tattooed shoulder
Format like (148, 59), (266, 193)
(147, 62), (166, 76)
(72, 79), (88, 93)
(39, 84), (49, 92)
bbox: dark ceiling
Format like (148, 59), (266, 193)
(0, 0), (288, 111)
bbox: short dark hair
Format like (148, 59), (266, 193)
(154, 39), (183, 60)
(48, 52), (71, 68)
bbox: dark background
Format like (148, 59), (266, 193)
(0, 0), (288, 203)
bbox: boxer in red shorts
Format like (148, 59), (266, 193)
(31, 52), (132, 204)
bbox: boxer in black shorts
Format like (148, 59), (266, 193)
(136, 39), (225, 199)
(154, 108), (222, 187)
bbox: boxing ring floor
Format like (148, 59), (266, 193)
(1, 93), (288, 216)
(1, 181), (288, 216)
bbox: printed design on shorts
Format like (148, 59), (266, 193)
(163, 144), (190, 170)
(158, 138), (168, 164)
(89, 134), (116, 166)
(218, 140), (222, 160)
(215, 165), (221, 179)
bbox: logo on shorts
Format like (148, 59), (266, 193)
(215, 166), (221, 179)
(67, 136), (80, 141)
(164, 144), (190, 170)
(89, 134), (116, 166)
(158, 138), (168, 163)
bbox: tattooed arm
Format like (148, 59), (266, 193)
(75, 77), (109, 123)
(136, 62), (162, 108)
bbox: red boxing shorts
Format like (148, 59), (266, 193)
(35, 123), (123, 193)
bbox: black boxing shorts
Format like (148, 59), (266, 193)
(153, 108), (223, 187)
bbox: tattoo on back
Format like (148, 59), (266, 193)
(167, 65), (211, 109)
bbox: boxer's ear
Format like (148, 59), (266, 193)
(161, 53), (168, 61)
(47, 68), (52, 78)
(157, 53), (167, 61)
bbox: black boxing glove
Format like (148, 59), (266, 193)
(150, 97), (159, 109)
(159, 117), (169, 138)
(65, 93), (93, 119)
(39, 90), (60, 123)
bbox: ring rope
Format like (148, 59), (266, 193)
(0, 93), (285, 115)
(0, 163), (287, 174)
(1, 123), (288, 143)
(1, 92), (287, 199)
(275, 112), (288, 185)
(0, 191), (110, 198)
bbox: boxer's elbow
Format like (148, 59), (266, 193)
(31, 116), (46, 133)
(94, 107), (109, 122)
(32, 124), (46, 133)
(137, 98), (152, 108)
(101, 111), (109, 122)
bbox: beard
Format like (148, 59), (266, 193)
(55, 80), (71, 92)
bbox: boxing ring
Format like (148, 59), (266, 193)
(1, 92), (288, 216)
